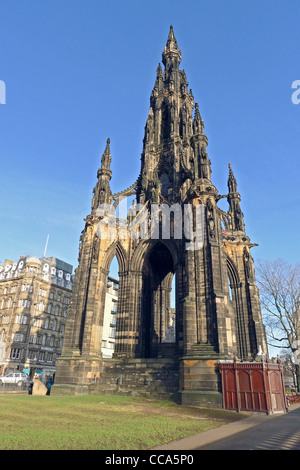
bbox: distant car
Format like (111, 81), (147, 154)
(0, 372), (30, 386)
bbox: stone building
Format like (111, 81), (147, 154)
(0, 255), (73, 379)
(53, 27), (267, 406)
(101, 276), (119, 358)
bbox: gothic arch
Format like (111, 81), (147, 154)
(227, 256), (240, 288)
(160, 98), (171, 141)
(130, 238), (179, 274)
(139, 241), (177, 358)
(103, 241), (128, 275)
(227, 256), (249, 359)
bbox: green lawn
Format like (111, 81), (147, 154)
(0, 395), (245, 450)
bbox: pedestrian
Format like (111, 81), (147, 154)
(45, 377), (52, 395)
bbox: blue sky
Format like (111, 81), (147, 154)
(0, 0), (300, 279)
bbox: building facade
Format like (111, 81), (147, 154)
(53, 27), (267, 406)
(0, 255), (73, 379)
(101, 276), (119, 358)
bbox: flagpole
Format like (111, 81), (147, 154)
(43, 234), (49, 259)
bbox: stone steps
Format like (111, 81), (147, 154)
(90, 358), (180, 399)
(184, 343), (220, 359)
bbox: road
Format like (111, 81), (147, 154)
(197, 406), (300, 450)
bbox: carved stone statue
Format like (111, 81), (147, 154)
(244, 248), (254, 282)
(207, 199), (215, 239)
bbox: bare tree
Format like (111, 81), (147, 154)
(256, 259), (300, 391)
(279, 349), (298, 390)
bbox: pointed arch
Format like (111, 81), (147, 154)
(103, 241), (128, 274)
(101, 254), (119, 359)
(227, 255), (249, 359)
(138, 241), (178, 358)
(160, 98), (171, 141)
(130, 238), (179, 274)
(227, 255), (241, 288)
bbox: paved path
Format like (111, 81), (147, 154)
(152, 404), (300, 451)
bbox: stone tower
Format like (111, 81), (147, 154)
(53, 27), (267, 406)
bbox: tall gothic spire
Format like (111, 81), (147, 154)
(92, 138), (112, 212)
(162, 25), (182, 71)
(100, 138), (112, 171)
(137, 26), (211, 204)
(227, 163), (245, 232)
(228, 163), (237, 193)
(192, 103), (204, 135)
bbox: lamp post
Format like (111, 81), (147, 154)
(6, 300), (17, 374)
(0, 314), (4, 375)
(24, 302), (42, 379)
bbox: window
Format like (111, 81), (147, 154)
(42, 335), (47, 346)
(31, 334), (37, 344)
(111, 301), (118, 314)
(19, 299), (31, 308)
(52, 319), (57, 331)
(22, 284), (31, 292)
(47, 352), (53, 362)
(55, 305), (59, 316)
(28, 350), (37, 360)
(13, 333), (24, 342)
(44, 318), (49, 329)
(16, 315), (28, 325)
(109, 328), (116, 339)
(49, 336), (55, 347)
(47, 303), (52, 314)
(228, 276), (233, 301)
(10, 348), (21, 359)
(33, 318), (42, 328)
(39, 351), (45, 361)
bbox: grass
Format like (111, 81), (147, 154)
(0, 394), (246, 450)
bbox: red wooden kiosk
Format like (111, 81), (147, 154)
(219, 357), (288, 414)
